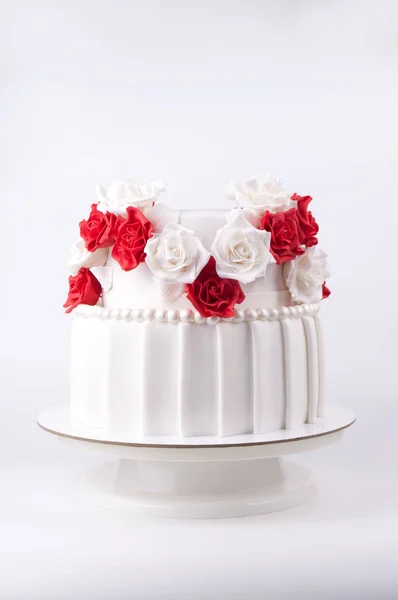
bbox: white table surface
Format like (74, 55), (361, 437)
(1, 383), (398, 600)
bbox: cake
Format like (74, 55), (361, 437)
(64, 175), (331, 438)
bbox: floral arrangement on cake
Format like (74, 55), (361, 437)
(64, 175), (330, 317)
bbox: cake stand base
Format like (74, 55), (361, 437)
(37, 404), (355, 519)
(86, 457), (314, 518)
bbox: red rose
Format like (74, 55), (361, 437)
(111, 206), (154, 271)
(322, 282), (331, 299)
(259, 208), (304, 264)
(79, 204), (118, 252)
(186, 256), (245, 318)
(63, 268), (102, 314)
(291, 193), (319, 247)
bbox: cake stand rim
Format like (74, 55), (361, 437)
(37, 403), (355, 450)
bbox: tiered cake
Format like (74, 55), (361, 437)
(64, 175), (330, 438)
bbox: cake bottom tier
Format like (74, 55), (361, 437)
(70, 305), (325, 438)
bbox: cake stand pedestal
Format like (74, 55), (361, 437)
(37, 404), (355, 519)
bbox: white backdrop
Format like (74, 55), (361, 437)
(1, 1), (398, 599)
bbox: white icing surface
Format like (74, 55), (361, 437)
(70, 310), (325, 438)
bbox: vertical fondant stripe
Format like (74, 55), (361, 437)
(303, 316), (319, 424)
(141, 322), (179, 435)
(248, 321), (262, 433)
(179, 323), (218, 436)
(177, 323), (189, 435)
(70, 317), (92, 426)
(216, 324), (224, 435)
(314, 314), (325, 418)
(141, 321), (150, 435)
(106, 321), (144, 437)
(249, 321), (259, 433)
(217, 323), (252, 436)
(281, 319), (294, 430)
(70, 318), (110, 429)
(250, 321), (285, 433)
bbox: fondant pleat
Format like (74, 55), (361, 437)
(70, 318), (109, 429)
(179, 323), (218, 436)
(281, 319), (294, 430)
(217, 323), (253, 436)
(141, 322), (179, 435)
(314, 314), (325, 418)
(250, 321), (285, 433)
(107, 321), (143, 436)
(303, 316), (319, 424)
(282, 317), (309, 429)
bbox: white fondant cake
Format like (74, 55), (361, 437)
(65, 176), (330, 438)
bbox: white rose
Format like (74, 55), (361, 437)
(211, 211), (275, 284)
(96, 179), (165, 217)
(283, 247), (330, 303)
(227, 174), (292, 212)
(145, 223), (210, 284)
(66, 238), (108, 276)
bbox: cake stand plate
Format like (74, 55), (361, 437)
(37, 404), (355, 519)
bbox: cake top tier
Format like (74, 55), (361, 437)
(64, 175), (331, 317)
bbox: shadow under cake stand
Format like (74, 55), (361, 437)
(37, 404), (355, 519)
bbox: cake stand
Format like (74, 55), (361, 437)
(37, 404), (355, 519)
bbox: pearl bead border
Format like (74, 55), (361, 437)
(74, 302), (320, 324)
